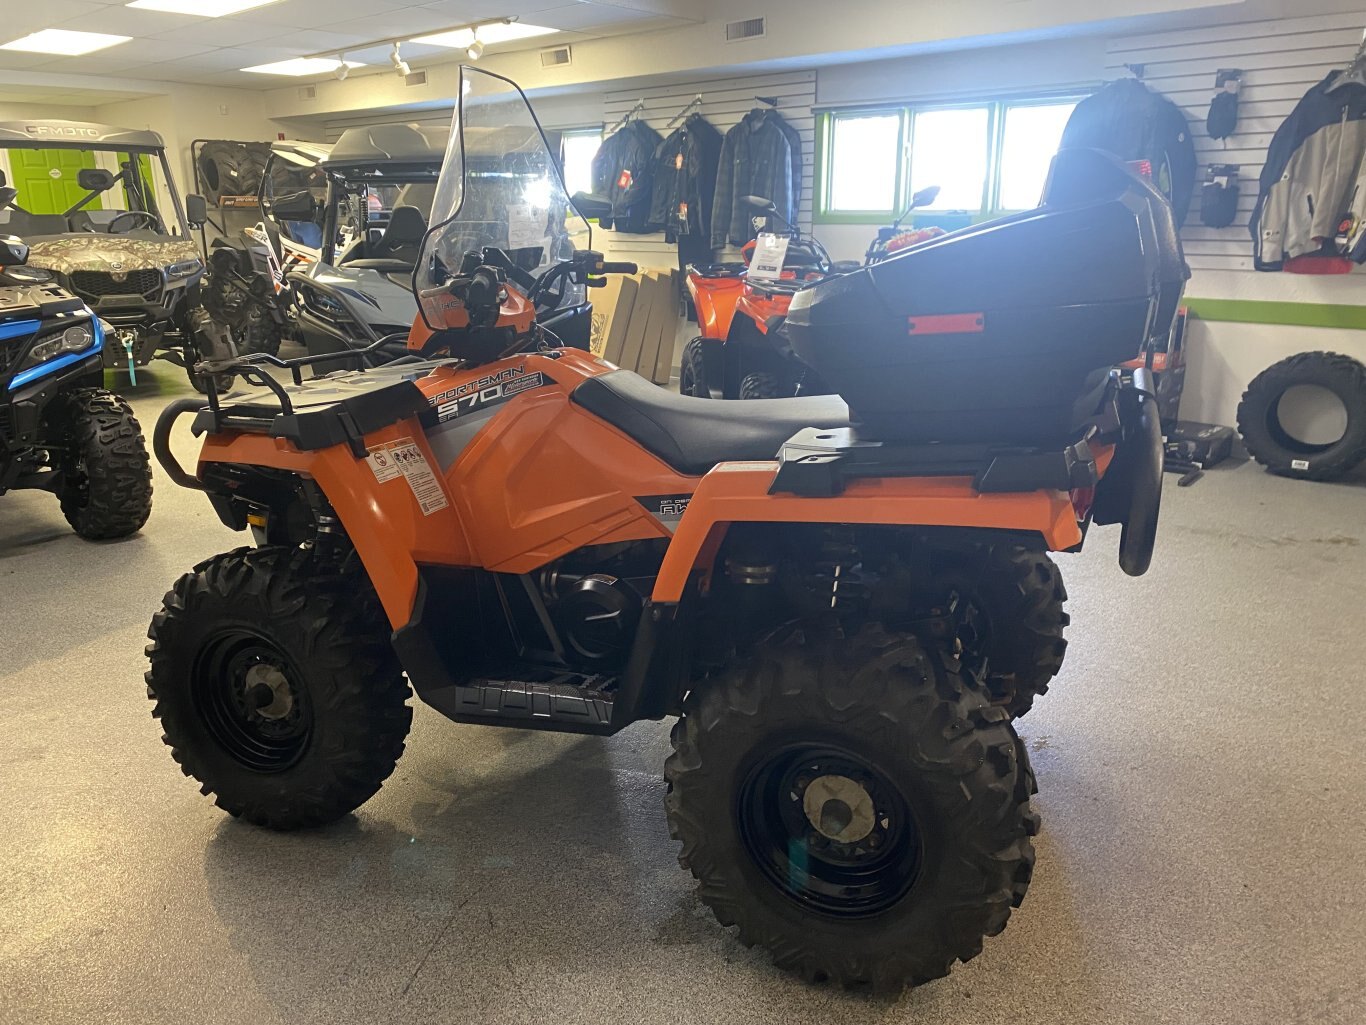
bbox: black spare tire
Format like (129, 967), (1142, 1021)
(1237, 351), (1366, 481)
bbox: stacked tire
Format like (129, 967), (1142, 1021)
(1237, 351), (1366, 481)
(197, 142), (273, 205)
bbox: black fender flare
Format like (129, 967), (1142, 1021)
(1093, 370), (1164, 577)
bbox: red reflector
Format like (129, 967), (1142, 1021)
(1127, 159), (1153, 180)
(907, 313), (985, 336)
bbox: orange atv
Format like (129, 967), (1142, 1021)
(146, 69), (1180, 992)
(681, 187), (942, 400)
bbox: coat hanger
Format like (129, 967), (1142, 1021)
(666, 95), (703, 129)
(1327, 32), (1366, 93)
(606, 99), (645, 136)
(754, 95), (779, 109)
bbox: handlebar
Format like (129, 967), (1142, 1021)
(597, 261), (638, 275)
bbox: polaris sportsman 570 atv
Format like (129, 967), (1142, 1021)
(0, 196), (153, 539)
(0, 120), (211, 382)
(147, 68), (1177, 993)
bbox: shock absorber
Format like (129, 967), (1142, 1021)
(796, 528), (865, 615)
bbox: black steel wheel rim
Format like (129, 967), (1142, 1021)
(191, 628), (312, 773)
(737, 742), (922, 918)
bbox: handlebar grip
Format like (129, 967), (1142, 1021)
(598, 261), (638, 275)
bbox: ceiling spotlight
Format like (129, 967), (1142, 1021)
(335, 54), (349, 81)
(466, 32), (484, 61)
(390, 42), (410, 77)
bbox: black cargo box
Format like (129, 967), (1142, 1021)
(786, 149), (1188, 445)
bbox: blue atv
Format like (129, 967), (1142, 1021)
(0, 188), (152, 540)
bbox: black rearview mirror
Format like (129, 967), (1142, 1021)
(185, 193), (208, 228)
(77, 168), (115, 193)
(912, 186), (941, 208)
(0, 186), (16, 208)
(741, 195), (778, 214)
(0, 234), (30, 266)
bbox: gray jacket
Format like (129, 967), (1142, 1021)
(1253, 74), (1366, 270)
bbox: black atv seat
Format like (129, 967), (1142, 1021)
(372, 205), (427, 264)
(572, 370), (849, 476)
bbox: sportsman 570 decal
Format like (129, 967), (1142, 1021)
(428, 363), (550, 423)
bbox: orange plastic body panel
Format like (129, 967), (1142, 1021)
(687, 272), (745, 341)
(194, 346), (1100, 627)
(650, 463), (1087, 604)
(197, 424), (471, 629)
(734, 288), (794, 335)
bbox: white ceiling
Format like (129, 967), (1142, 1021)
(0, 1), (694, 89)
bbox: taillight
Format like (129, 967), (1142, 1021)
(1070, 485), (1096, 523)
(1126, 159), (1153, 180)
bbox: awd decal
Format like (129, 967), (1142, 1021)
(636, 494), (692, 532)
(428, 363), (551, 423)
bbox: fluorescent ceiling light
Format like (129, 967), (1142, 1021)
(0, 29), (131, 56)
(414, 23), (556, 48)
(242, 57), (365, 77)
(127, 0), (282, 15)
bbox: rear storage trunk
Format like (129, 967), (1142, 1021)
(786, 149), (1187, 446)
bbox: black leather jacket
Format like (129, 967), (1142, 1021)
(591, 119), (663, 233)
(649, 114), (723, 243)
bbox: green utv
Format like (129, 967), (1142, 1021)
(0, 120), (230, 385)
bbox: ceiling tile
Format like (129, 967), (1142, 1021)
(235, 0), (413, 29)
(419, 1), (575, 19)
(0, 1), (110, 39)
(330, 9), (469, 41)
(50, 6), (202, 37)
(147, 21), (288, 48)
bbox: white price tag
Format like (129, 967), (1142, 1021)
(748, 233), (791, 281)
(507, 202), (549, 251)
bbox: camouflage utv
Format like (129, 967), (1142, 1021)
(0, 120), (215, 383)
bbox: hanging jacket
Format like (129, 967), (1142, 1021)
(648, 114), (723, 244)
(1250, 73), (1366, 271)
(1060, 78), (1197, 228)
(591, 119), (664, 233)
(712, 108), (803, 249)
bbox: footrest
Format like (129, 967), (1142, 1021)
(424, 673), (617, 734)
(769, 426), (1099, 497)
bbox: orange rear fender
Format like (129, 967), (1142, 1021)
(197, 421), (472, 629)
(650, 462), (1085, 603)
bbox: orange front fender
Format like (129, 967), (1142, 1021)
(650, 462), (1085, 604)
(197, 420), (472, 629)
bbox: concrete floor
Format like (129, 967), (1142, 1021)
(2, 366), (1365, 1025)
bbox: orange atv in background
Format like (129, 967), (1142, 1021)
(147, 69), (1180, 994)
(682, 187), (943, 400)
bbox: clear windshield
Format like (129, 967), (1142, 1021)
(416, 67), (590, 300)
(0, 146), (186, 237)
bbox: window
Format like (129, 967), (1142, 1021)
(908, 107), (990, 212)
(817, 95), (1080, 222)
(560, 128), (603, 198)
(997, 100), (1078, 210)
(826, 112), (902, 213)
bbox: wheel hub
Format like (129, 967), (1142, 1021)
(243, 664), (294, 720)
(802, 774), (876, 843)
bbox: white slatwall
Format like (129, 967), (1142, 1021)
(599, 69), (817, 267)
(1106, 11), (1366, 273)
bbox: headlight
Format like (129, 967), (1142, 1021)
(167, 258), (203, 278)
(28, 324), (96, 363)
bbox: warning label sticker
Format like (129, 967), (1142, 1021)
(365, 438), (450, 515)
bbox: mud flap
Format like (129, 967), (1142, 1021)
(1092, 371), (1164, 577)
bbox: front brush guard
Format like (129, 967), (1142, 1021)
(1092, 368), (1164, 577)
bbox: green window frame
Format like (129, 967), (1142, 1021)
(815, 94), (1082, 226)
